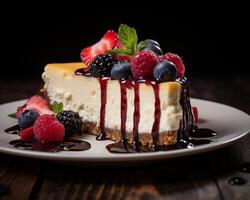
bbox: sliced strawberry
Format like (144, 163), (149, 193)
(115, 40), (125, 49)
(16, 95), (53, 118)
(80, 30), (118, 65)
(18, 126), (34, 140)
(192, 106), (198, 123)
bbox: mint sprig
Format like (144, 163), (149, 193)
(106, 48), (134, 56)
(118, 24), (138, 51)
(106, 24), (139, 56)
(52, 102), (63, 114)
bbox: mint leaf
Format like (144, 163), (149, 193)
(106, 48), (134, 55)
(118, 24), (138, 52)
(52, 102), (63, 114)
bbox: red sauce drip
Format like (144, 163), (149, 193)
(151, 82), (161, 147)
(120, 81), (127, 140)
(96, 78), (108, 140)
(133, 82), (140, 144)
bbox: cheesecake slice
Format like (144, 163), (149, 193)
(42, 62), (183, 145)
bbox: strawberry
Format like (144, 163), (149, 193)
(192, 106), (198, 123)
(131, 50), (159, 79)
(18, 126), (34, 140)
(33, 115), (65, 143)
(80, 30), (118, 65)
(16, 95), (53, 118)
(115, 40), (125, 49)
(161, 53), (185, 78)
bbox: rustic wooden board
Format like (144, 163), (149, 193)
(0, 156), (41, 200)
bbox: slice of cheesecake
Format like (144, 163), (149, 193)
(42, 62), (183, 145)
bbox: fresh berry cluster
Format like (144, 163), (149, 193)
(80, 24), (185, 82)
(16, 96), (82, 143)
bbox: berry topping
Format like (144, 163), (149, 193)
(161, 53), (185, 78)
(131, 50), (159, 79)
(88, 54), (117, 77)
(153, 61), (177, 82)
(56, 110), (82, 138)
(111, 62), (132, 80)
(18, 110), (39, 129)
(33, 115), (65, 143)
(192, 106), (198, 123)
(140, 39), (160, 47)
(16, 95), (53, 118)
(137, 39), (163, 55)
(18, 126), (34, 140)
(144, 45), (163, 55)
(80, 30), (118, 65)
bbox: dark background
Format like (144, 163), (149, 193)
(1, 5), (249, 80)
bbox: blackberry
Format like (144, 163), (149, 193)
(88, 54), (117, 77)
(56, 110), (82, 138)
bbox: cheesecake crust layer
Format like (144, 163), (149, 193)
(82, 122), (177, 145)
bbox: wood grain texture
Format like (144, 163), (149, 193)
(0, 156), (41, 200)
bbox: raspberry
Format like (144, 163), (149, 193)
(192, 107), (198, 123)
(161, 53), (185, 78)
(18, 126), (34, 140)
(131, 50), (159, 79)
(56, 110), (82, 138)
(33, 115), (65, 143)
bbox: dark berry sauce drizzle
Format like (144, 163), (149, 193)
(6, 125), (90, 152)
(151, 82), (161, 150)
(73, 71), (217, 153)
(9, 138), (90, 152)
(96, 78), (108, 140)
(132, 81), (140, 147)
(106, 77), (216, 153)
(5, 124), (20, 135)
(119, 80), (133, 144)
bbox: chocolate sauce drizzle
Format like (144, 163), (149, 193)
(5, 125), (90, 152)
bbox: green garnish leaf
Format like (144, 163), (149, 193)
(118, 24), (138, 52)
(106, 48), (134, 55)
(52, 102), (63, 114)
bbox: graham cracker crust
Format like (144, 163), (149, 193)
(82, 122), (177, 145)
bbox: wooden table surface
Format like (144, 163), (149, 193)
(0, 76), (250, 200)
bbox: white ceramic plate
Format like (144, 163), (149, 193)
(0, 99), (249, 163)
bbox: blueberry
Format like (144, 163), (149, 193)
(18, 110), (39, 129)
(144, 45), (163, 55)
(153, 61), (177, 82)
(137, 39), (163, 55)
(139, 39), (160, 48)
(111, 62), (132, 80)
